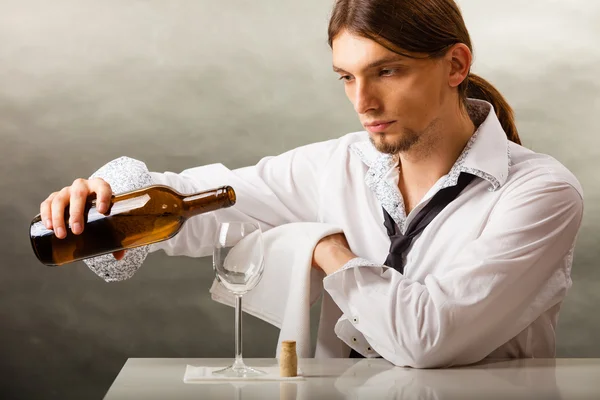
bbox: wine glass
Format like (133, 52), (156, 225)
(212, 221), (266, 377)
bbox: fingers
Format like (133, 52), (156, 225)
(68, 179), (89, 235)
(112, 250), (126, 260)
(51, 187), (71, 239)
(40, 192), (58, 229)
(40, 177), (113, 239)
(87, 178), (112, 214)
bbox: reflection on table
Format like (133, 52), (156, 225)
(104, 358), (600, 400)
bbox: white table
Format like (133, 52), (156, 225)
(103, 358), (600, 399)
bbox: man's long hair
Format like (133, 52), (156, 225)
(328, 0), (521, 144)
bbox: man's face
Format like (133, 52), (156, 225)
(332, 30), (452, 154)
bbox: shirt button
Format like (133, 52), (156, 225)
(352, 337), (358, 343)
(352, 316), (359, 324)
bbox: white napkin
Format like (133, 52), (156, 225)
(209, 222), (347, 359)
(183, 364), (305, 383)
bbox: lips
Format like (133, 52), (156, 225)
(364, 120), (396, 133)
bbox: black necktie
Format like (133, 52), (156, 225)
(349, 172), (476, 358)
(383, 172), (476, 274)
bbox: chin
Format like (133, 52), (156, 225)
(369, 133), (397, 154)
(369, 129), (419, 154)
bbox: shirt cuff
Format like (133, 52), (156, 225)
(339, 256), (382, 271)
(83, 156), (154, 282)
(322, 257), (387, 358)
(323, 256), (385, 282)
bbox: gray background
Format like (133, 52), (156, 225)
(1, 0), (598, 398)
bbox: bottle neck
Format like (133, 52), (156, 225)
(181, 186), (236, 218)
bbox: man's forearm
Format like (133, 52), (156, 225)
(315, 243), (357, 276)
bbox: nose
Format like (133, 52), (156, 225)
(352, 81), (379, 115)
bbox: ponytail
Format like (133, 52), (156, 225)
(464, 74), (521, 145)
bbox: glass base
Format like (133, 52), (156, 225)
(212, 359), (266, 378)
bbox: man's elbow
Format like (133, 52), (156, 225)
(383, 341), (481, 369)
(387, 351), (452, 369)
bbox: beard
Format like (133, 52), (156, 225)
(369, 128), (421, 154)
(368, 118), (441, 155)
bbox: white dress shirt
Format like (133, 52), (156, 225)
(100, 99), (583, 368)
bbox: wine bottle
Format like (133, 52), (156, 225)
(29, 185), (236, 266)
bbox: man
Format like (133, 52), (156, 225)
(40, 0), (583, 368)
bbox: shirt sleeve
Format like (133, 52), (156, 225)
(147, 138), (341, 258)
(322, 178), (584, 368)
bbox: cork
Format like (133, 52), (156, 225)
(279, 340), (298, 377)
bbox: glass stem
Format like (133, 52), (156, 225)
(234, 294), (243, 367)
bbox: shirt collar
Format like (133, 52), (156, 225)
(349, 98), (511, 191)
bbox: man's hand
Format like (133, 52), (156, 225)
(311, 233), (357, 275)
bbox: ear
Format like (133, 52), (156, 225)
(445, 43), (472, 88)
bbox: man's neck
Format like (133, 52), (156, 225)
(397, 105), (476, 213)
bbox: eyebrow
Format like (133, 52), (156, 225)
(332, 55), (406, 74)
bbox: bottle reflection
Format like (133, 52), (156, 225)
(211, 359), (564, 400)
